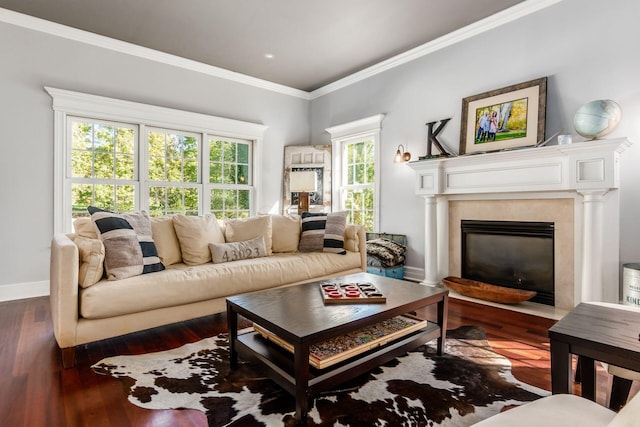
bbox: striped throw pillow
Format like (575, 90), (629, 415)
(298, 211), (347, 255)
(89, 207), (165, 280)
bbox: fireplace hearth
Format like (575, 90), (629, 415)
(461, 220), (555, 306)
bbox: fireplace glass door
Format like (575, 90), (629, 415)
(461, 220), (555, 305)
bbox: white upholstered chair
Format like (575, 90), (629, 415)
(472, 390), (640, 427)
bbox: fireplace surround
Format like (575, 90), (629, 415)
(409, 138), (631, 311)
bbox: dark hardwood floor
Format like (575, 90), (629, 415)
(0, 295), (636, 426)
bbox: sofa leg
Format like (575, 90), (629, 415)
(61, 347), (76, 369)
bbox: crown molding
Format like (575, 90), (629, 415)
(309, 0), (564, 99)
(1, 0), (563, 101)
(0, 8), (311, 100)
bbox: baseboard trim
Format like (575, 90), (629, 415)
(403, 266), (425, 283)
(0, 281), (49, 302)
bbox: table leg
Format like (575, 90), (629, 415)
(550, 339), (572, 394)
(579, 356), (596, 401)
(436, 296), (449, 355)
(227, 303), (238, 370)
(294, 342), (310, 423)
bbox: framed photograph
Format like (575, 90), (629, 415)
(459, 77), (547, 155)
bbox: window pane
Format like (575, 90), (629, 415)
(224, 164), (236, 184)
(94, 184), (115, 211)
(237, 164), (248, 184)
(238, 189), (250, 209)
(71, 183), (93, 217)
(210, 189), (224, 210)
(210, 140), (222, 161)
(184, 188), (199, 214)
(94, 124), (114, 151)
(183, 136), (198, 159)
(355, 164), (364, 184)
(149, 157), (165, 181)
(115, 185), (135, 212)
(94, 152), (113, 179)
(71, 151), (92, 178)
(149, 130), (200, 184)
(223, 141), (235, 162)
(116, 128), (134, 153)
(115, 154), (134, 179)
(72, 122), (92, 150)
(210, 163), (222, 184)
(237, 143), (249, 163)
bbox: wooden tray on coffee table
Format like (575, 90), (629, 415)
(253, 314), (426, 369)
(319, 281), (386, 304)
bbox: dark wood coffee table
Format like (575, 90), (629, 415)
(226, 272), (449, 423)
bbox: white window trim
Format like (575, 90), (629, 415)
(46, 87), (267, 233)
(325, 114), (384, 231)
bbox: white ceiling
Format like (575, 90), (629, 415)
(0, 0), (527, 92)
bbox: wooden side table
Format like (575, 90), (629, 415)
(548, 302), (640, 400)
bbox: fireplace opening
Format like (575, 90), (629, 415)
(461, 220), (555, 306)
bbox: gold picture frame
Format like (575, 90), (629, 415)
(459, 77), (547, 155)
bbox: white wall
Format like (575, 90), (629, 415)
(0, 20), (309, 296)
(310, 0), (640, 281)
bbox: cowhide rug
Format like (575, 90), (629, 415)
(92, 326), (548, 426)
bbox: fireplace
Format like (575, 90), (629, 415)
(408, 138), (630, 312)
(461, 220), (555, 306)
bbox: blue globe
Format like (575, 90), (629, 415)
(574, 99), (622, 139)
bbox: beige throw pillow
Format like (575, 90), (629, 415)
(209, 236), (267, 263)
(224, 215), (273, 255)
(151, 216), (182, 266)
(270, 214), (301, 253)
(73, 235), (105, 288)
(173, 214), (225, 265)
(73, 217), (99, 239)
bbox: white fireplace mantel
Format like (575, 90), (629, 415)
(408, 137), (632, 308)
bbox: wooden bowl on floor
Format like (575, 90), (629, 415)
(442, 276), (537, 304)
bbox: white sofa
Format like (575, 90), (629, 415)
(50, 213), (366, 367)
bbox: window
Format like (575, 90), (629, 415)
(147, 128), (201, 217)
(69, 119), (137, 217)
(48, 87), (267, 233)
(343, 139), (375, 230)
(208, 138), (252, 219)
(326, 114), (383, 232)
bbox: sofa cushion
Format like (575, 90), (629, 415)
(224, 215), (273, 255)
(209, 236), (267, 263)
(73, 235), (105, 288)
(344, 225), (360, 253)
(299, 211), (347, 254)
(79, 251), (363, 319)
(151, 216), (182, 266)
(173, 214), (225, 265)
(270, 214), (301, 253)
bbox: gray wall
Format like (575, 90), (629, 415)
(310, 0), (640, 278)
(0, 21), (309, 290)
(3, 0), (640, 296)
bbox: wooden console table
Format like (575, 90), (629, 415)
(548, 302), (640, 400)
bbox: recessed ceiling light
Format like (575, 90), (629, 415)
(264, 53), (275, 59)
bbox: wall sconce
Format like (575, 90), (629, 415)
(289, 171), (317, 213)
(394, 144), (411, 163)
